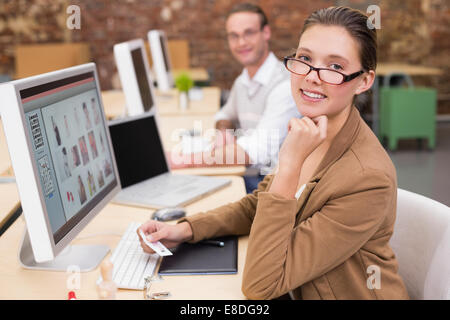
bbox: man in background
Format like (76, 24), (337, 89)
(170, 3), (300, 193)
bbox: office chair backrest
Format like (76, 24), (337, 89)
(390, 188), (450, 299)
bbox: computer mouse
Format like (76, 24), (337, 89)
(152, 207), (186, 221)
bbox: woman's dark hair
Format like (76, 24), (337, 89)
(300, 6), (377, 71)
(227, 3), (269, 29)
(300, 7), (377, 110)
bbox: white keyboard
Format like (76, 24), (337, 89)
(100, 222), (160, 290)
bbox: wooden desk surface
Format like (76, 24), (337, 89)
(173, 166), (246, 176)
(0, 183), (20, 231)
(157, 114), (215, 149)
(0, 120), (12, 176)
(156, 87), (220, 116)
(0, 176), (247, 300)
(101, 87), (220, 120)
(0, 120), (18, 229)
(173, 68), (210, 82)
(376, 63), (443, 76)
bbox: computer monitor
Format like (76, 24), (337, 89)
(148, 30), (174, 92)
(0, 63), (121, 271)
(114, 39), (157, 116)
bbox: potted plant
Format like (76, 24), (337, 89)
(174, 73), (194, 110)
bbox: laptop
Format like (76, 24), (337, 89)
(108, 112), (231, 208)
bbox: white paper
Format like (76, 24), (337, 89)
(139, 229), (173, 256)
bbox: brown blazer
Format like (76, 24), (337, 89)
(180, 106), (409, 300)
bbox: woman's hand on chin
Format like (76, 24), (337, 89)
(277, 115), (328, 175)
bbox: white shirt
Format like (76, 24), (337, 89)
(215, 52), (301, 174)
(295, 184), (307, 200)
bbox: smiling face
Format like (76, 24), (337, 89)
(291, 24), (374, 120)
(226, 12), (270, 68)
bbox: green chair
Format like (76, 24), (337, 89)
(379, 73), (437, 150)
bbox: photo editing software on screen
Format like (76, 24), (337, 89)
(20, 72), (117, 243)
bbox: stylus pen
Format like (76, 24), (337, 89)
(200, 240), (225, 247)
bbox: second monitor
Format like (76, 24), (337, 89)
(114, 38), (156, 116)
(148, 30), (174, 92)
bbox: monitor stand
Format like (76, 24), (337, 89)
(19, 228), (109, 272)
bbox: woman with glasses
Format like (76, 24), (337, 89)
(138, 6), (409, 300)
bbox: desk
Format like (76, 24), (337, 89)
(0, 183), (20, 233)
(0, 120), (12, 176)
(159, 115), (246, 176)
(102, 91), (246, 177)
(0, 120), (19, 231)
(0, 176), (247, 299)
(173, 68), (210, 83)
(101, 87), (220, 119)
(376, 63), (443, 77)
(371, 63), (443, 136)
(158, 114), (215, 150)
(174, 166), (246, 177)
(156, 87), (220, 116)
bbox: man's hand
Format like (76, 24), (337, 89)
(214, 129), (236, 148)
(215, 119), (234, 131)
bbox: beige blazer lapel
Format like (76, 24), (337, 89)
(264, 107), (363, 224)
(314, 107), (361, 178)
(293, 107), (363, 224)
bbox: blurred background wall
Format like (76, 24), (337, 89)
(0, 0), (449, 113)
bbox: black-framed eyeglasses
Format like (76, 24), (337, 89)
(283, 55), (365, 85)
(227, 28), (263, 43)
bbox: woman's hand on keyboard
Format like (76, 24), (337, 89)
(137, 221), (193, 254)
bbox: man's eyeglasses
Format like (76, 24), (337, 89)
(283, 55), (365, 85)
(227, 28), (262, 43)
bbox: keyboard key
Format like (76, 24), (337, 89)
(100, 222), (160, 290)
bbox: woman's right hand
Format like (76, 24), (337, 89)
(137, 220), (193, 254)
(278, 116), (328, 174)
(269, 116), (327, 199)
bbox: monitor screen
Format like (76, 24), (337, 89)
(159, 35), (170, 73)
(131, 47), (154, 112)
(109, 115), (168, 189)
(20, 72), (117, 243)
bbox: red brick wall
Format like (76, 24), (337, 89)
(0, 0), (449, 113)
